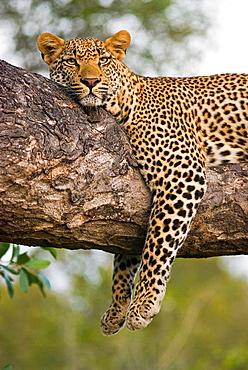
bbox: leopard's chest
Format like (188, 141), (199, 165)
(117, 98), (202, 188)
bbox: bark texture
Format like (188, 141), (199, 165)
(0, 60), (247, 257)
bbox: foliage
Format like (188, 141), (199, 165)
(0, 0), (215, 75)
(0, 255), (248, 370)
(0, 243), (56, 297)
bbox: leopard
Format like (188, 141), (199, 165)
(37, 30), (248, 335)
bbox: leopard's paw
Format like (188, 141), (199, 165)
(126, 292), (165, 331)
(100, 305), (127, 336)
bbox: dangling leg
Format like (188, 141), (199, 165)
(126, 174), (206, 331)
(100, 253), (141, 335)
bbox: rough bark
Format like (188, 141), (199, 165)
(0, 60), (247, 257)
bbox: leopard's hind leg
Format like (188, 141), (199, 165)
(100, 253), (141, 335)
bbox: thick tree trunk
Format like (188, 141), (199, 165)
(0, 60), (247, 257)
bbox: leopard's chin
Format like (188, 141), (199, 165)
(79, 94), (102, 107)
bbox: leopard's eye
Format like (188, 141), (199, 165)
(99, 56), (111, 65)
(64, 58), (77, 66)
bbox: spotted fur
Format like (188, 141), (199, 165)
(38, 30), (248, 335)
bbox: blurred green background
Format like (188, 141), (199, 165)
(0, 0), (248, 369)
(0, 0), (214, 75)
(1, 250), (248, 370)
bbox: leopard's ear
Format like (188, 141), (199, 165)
(37, 33), (65, 65)
(104, 30), (131, 61)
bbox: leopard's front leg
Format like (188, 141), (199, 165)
(100, 253), (141, 335)
(126, 174), (206, 331)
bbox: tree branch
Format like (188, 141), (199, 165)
(0, 60), (247, 257)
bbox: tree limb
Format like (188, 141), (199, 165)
(0, 60), (247, 257)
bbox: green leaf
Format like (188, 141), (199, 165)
(37, 281), (46, 297)
(19, 269), (29, 293)
(41, 247), (57, 259)
(0, 242), (10, 259)
(17, 252), (30, 265)
(3, 271), (14, 298)
(0, 264), (18, 275)
(21, 270), (46, 297)
(24, 269), (39, 284)
(2, 365), (14, 370)
(38, 273), (51, 290)
(25, 259), (50, 270)
(11, 244), (20, 261)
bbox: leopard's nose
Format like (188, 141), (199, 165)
(81, 78), (101, 88)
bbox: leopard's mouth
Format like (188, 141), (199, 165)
(79, 93), (103, 107)
(64, 87), (102, 107)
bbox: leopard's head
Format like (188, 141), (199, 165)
(37, 31), (131, 107)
